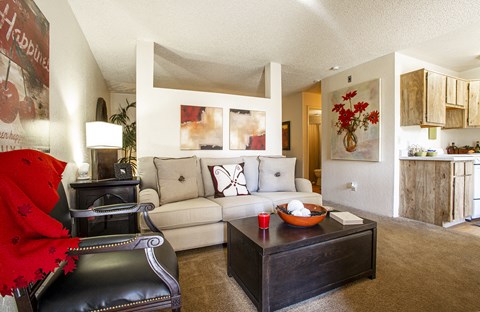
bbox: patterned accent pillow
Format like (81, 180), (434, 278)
(208, 163), (250, 198)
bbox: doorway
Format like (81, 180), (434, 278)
(308, 109), (322, 190)
(302, 86), (322, 193)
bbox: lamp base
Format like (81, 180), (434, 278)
(91, 149), (117, 180)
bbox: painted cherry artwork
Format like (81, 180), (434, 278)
(19, 96), (36, 126)
(0, 80), (20, 124)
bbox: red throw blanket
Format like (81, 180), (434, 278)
(0, 149), (80, 297)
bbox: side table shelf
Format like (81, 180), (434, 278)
(70, 178), (140, 237)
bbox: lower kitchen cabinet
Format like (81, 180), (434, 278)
(400, 160), (473, 226)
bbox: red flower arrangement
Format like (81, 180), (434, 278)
(332, 90), (379, 152)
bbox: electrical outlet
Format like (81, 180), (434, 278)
(347, 182), (357, 191)
(348, 75), (352, 83)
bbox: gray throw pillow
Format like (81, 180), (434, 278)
(154, 156), (199, 205)
(258, 157), (296, 192)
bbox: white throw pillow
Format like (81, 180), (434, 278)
(258, 157), (296, 192)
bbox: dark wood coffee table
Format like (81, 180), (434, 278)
(227, 213), (377, 312)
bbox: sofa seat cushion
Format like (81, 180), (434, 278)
(148, 197), (222, 230)
(208, 195), (274, 221)
(252, 191), (322, 207)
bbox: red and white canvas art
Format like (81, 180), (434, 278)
(0, 0), (50, 152)
(180, 105), (223, 150)
(229, 109), (266, 150)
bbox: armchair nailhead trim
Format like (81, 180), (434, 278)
(92, 206), (135, 213)
(69, 236), (138, 251)
(92, 295), (171, 312)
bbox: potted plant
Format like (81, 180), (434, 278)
(109, 99), (136, 173)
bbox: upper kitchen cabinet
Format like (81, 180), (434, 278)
(444, 78), (468, 129)
(467, 80), (480, 127)
(446, 77), (468, 108)
(401, 69), (446, 127)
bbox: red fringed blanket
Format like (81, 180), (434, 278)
(0, 149), (80, 297)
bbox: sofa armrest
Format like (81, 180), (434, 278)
(295, 178), (313, 192)
(139, 188), (160, 207)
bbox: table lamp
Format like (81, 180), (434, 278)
(86, 121), (123, 180)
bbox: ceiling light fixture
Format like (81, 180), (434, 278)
(330, 66), (340, 71)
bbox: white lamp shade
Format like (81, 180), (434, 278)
(86, 122), (123, 149)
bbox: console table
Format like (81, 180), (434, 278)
(70, 178), (140, 237)
(227, 213), (377, 312)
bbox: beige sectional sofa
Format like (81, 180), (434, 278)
(137, 155), (322, 251)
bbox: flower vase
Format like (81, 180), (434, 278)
(343, 130), (357, 152)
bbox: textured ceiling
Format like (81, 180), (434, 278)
(67, 0), (480, 96)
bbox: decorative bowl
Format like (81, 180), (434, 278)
(276, 203), (327, 227)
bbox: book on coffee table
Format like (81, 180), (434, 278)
(330, 211), (363, 225)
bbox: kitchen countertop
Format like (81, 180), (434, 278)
(400, 154), (478, 161)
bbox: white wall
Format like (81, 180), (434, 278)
(321, 53), (396, 217)
(34, 0), (109, 188)
(282, 92), (303, 176)
(136, 40), (282, 158)
(110, 93), (136, 121)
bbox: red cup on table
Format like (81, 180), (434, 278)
(258, 212), (270, 229)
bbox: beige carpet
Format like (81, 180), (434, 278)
(177, 205), (480, 312)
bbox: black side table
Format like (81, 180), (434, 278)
(70, 178), (140, 237)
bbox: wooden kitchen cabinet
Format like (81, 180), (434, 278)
(401, 69), (446, 127)
(456, 161), (473, 219)
(400, 160), (473, 226)
(444, 109), (466, 129)
(444, 77), (468, 129)
(456, 79), (469, 107)
(446, 77), (468, 108)
(468, 80), (480, 127)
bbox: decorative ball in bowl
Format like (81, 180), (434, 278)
(276, 202), (327, 228)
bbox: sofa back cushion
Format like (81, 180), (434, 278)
(241, 156), (260, 193)
(200, 157), (243, 197)
(258, 156), (296, 192)
(154, 156), (199, 205)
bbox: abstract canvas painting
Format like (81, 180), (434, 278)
(229, 109), (266, 150)
(180, 105), (223, 150)
(0, 0), (50, 152)
(330, 78), (381, 161)
(282, 121), (290, 150)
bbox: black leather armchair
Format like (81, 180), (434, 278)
(14, 183), (181, 312)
